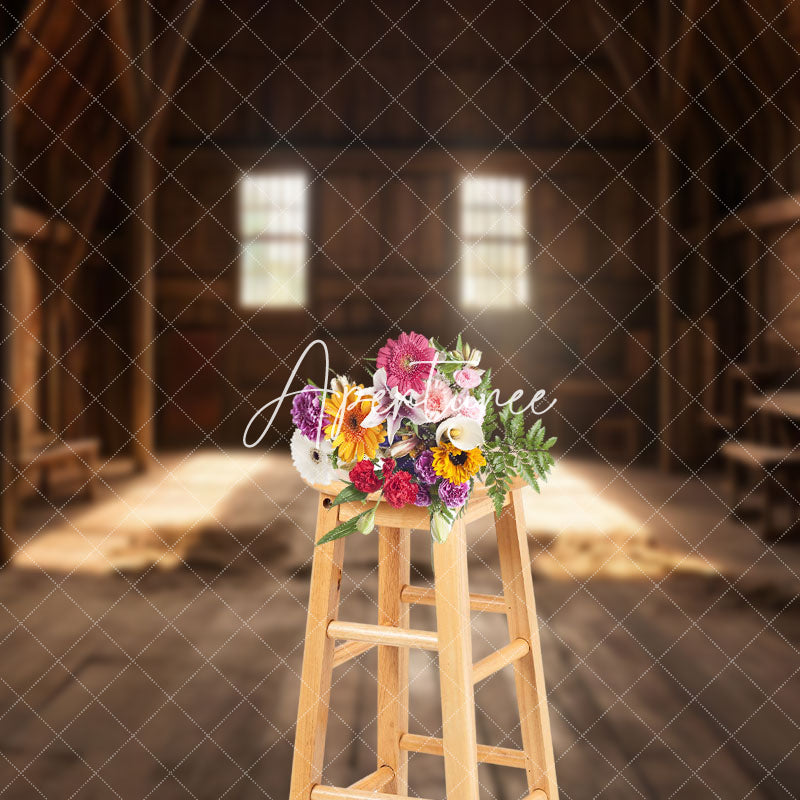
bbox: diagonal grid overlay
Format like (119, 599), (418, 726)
(0, 1), (799, 800)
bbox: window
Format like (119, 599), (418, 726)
(460, 175), (528, 309)
(239, 172), (308, 308)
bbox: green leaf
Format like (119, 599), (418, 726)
(482, 402), (499, 440)
(526, 418), (542, 444)
(510, 411), (524, 441)
(543, 436), (557, 450)
(316, 514), (365, 544)
(330, 484), (369, 507)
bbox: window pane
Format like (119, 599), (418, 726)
(241, 174), (306, 237)
(462, 241), (528, 308)
(461, 176), (528, 308)
(239, 241), (307, 308)
(239, 172), (308, 308)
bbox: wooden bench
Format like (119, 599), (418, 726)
(16, 436), (101, 506)
(720, 441), (800, 539)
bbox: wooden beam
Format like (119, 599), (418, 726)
(103, 0), (138, 126)
(61, 127), (122, 288)
(1, 46), (16, 556)
(698, 14), (757, 124)
(656, 0), (674, 472)
(128, 0), (205, 468)
(16, 3), (77, 100)
(11, 204), (70, 243)
(130, 1), (155, 468)
(143, 0), (205, 146)
(585, 1), (654, 129)
(672, 0), (700, 117)
(8, 0), (46, 75)
(718, 192), (800, 237)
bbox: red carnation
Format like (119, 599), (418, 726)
(381, 458), (396, 479)
(383, 471), (418, 509)
(349, 460), (383, 493)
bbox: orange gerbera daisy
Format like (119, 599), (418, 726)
(324, 384), (385, 463)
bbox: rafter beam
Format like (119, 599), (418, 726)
(585, 1), (654, 129)
(672, 0), (700, 116)
(144, 0), (205, 145)
(103, 0), (138, 126)
(16, 3), (77, 100)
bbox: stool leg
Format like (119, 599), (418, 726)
(495, 489), (559, 800)
(433, 518), (479, 800)
(377, 526), (411, 793)
(289, 497), (346, 800)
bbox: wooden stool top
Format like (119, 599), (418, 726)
(306, 476), (527, 531)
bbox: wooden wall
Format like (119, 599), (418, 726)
(155, 0), (658, 451)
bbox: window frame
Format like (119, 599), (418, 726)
(237, 170), (310, 311)
(459, 174), (530, 311)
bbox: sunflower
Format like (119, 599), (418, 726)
(431, 442), (486, 484)
(324, 384), (385, 463)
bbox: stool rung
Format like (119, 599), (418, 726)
(347, 766), (394, 791)
(473, 638), (530, 684)
(332, 640), (375, 668)
(312, 787), (429, 800)
(400, 584), (507, 614)
(399, 733), (527, 769)
(327, 620), (438, 651)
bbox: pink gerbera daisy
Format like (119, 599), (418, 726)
(376, 332), (436, 395)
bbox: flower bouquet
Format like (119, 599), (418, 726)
(289, 332), (556, 544)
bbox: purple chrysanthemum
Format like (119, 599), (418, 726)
(438, 479), (470, 509)
(291, 385), (329, 441)
(413, 484), (431, 507)
(414, 450), (437, 485)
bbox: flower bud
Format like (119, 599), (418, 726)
(467, 349), (482, 368)
(430, 512), (452, 544)
(330, 374), (350, 395)
(389, 435), (420, 458)
(356, 506), (376, 536)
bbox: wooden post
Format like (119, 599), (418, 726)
(376, 526), (410, 794)
(130, 1), (156, 469)
(0, 43), (15, 554)
(656, 0), (674, 472)
(432, 519), (479, 800)
(128, 0), (206, 468)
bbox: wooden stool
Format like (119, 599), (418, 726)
(289, 480), (559, 800)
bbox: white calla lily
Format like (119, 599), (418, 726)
(430, 512), (452, 544)
(435, 416), (484, 450)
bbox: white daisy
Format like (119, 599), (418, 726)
(291, 429), (336, 485)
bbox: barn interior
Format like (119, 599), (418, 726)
(0, 2), (799, 799)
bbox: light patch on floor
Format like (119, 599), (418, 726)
(12, 451), (290, 573)
(11, 452), (789, 593)
(520, 463), (718, 581)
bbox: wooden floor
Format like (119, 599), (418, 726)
(1, 452), (798, 800)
